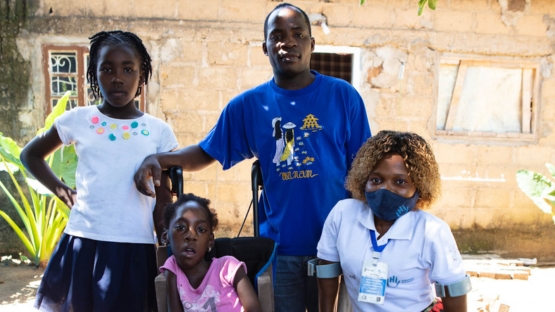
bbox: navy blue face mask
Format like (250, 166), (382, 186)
(365, 189), (419, 221)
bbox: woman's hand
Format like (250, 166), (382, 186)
(317, 260), (340, 312)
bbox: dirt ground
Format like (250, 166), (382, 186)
(0, 264), (42, 311)
(0, 259), (554, 311)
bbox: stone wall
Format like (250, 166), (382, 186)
(0, 0), (40, 256)
(2, 0), (555, 260)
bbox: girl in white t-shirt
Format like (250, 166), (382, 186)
(317, 131), (470, 312)
(160, 193), (262, 312)
(21, 30), (178, 311)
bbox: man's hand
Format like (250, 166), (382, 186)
(134, 155), (162, 198)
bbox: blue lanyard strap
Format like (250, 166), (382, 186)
(369, 229), (388, 252)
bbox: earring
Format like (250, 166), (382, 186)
(208, 247), (212, 252)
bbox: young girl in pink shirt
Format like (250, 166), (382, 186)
(161, 193), (262, 312)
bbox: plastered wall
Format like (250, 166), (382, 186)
(7, 0), (555, 258)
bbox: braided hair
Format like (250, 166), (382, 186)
(86, 30), (152, 99)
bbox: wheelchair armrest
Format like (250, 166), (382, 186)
(157, 246), (170, 268)
(155, 273), (167, 312)
(257, 263), (274, 312)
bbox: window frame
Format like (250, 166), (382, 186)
(434, 53), (541, 144)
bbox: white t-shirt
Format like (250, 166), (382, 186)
(56, 106), (179, 244)
(317, 199), (466, 312)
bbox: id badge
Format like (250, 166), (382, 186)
(358, 260), (388, 304)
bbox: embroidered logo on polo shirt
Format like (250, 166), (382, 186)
(387, 276), (414, 287)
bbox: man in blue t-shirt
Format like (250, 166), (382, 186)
(135, 3), (371, 312)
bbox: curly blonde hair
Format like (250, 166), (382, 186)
(346, 130), (441, 210)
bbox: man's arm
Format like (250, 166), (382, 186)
(153, 171), (171, 244)
(134, 144), (215, 198)
(345, 86), (371, 170)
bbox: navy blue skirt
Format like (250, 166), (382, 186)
(34, 234), (158, 312)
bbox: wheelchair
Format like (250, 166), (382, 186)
(155, 162), (277, 312)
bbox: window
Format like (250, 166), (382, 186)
(435, 54), (539, 142)
(42, 45), (145, 114)
(311, 46), (362, 89)
(311, 53), (352, 83)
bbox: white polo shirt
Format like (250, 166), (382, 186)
(317, 199), (466, 312)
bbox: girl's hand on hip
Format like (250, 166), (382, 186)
(56, 187), (77, 208)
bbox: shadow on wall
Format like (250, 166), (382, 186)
(453, 219), (555, 264)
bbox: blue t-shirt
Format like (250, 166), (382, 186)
(200, 71), (371, 256)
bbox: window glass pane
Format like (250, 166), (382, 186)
(51, 76), (78, 96)
(437, 65), (523, 133)
(50, 52), (77, 74)
(310, 53), (353, 84)
(436, 65), (458, 130)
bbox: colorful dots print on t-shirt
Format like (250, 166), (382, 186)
(89, 115), (150, 142)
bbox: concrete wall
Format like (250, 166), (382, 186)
(4, 0), (555, 259)
(0, 0), (40, 256)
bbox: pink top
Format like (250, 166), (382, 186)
(161, 255), (247, 312)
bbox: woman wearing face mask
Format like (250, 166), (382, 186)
(316, 131), (470, 312)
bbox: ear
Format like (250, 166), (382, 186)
(208, 232), (215, 249)
(310, 37), (315, 52)
(161, 229), (169, 246)
(139, 71), (145, 86)
(262, 42), (268, 56)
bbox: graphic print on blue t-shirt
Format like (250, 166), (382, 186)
(271, 113), (322, 180)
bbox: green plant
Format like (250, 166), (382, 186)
(516, 163), (555, 224)
(359, 0), (438, 16)
(0, 91), (77, 268)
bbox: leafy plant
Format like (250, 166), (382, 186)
(359, 0), (438, 16)
(516, 163), (555, 224)
(0, 91), (77, 268)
